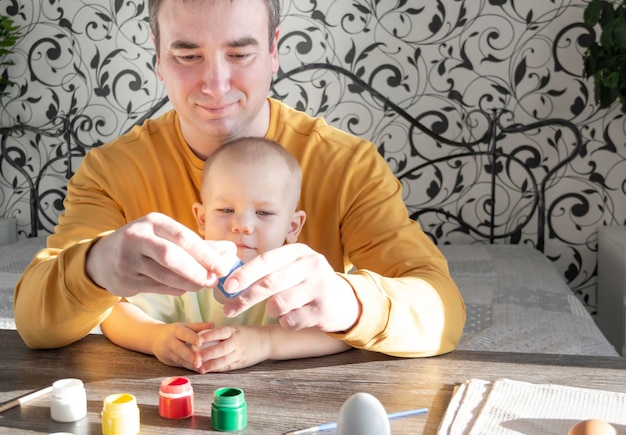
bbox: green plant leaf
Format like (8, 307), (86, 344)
(582, 0), (626, 112)
(584, 0), (602, 26)
(0, 15), (21, 96)
(604, 70), (620, 88)
(600, 19), (617, 46)
(599, 0), (617, 27)
(614, 13), (626, 48)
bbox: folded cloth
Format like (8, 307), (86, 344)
(438, 378), (626, 434)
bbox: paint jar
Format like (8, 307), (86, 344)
(50, 378), (87, 422)
(158, 376), (194, 419)
(101, 393), (140, 435)
(216, 258), (245, 298)
(211, 387), (247, 431)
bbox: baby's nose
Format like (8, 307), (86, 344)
(232, 215), (254, 234)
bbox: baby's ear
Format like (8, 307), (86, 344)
(285, 210), (306, 244)
(191, 202), (206, 237)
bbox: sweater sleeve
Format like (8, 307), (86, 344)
(330, 264), (465, 357)
(14, 111), (202, 349)
(13, 147), (124, 348)
(14, 238), (118, 349)
(307, 137), (466, 357)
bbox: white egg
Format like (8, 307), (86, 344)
(336, 392), (391, 435)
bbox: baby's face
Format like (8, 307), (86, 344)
(200, 162), (297, 262)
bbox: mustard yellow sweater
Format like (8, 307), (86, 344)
(14, 98), (465, 355)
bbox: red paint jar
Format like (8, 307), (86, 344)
(158, 376), (194, 419)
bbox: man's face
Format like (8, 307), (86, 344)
(155, 0), (279, 155)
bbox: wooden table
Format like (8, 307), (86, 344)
(2, 329), (626, 434)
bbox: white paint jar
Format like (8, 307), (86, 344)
(50, 378), (87, 422)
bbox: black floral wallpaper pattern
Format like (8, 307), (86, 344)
(1, 0), (625, 311)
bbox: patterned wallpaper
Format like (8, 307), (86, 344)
(1, 0), (625, 311)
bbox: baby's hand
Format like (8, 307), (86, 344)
(151, 322), (212, 372)
(193, 325), (271, 373)
(190, 329), (221, 352)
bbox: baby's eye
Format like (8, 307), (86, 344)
(257, 210), (274, 217)
(217, 208), (234, 214)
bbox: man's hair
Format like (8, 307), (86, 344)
(203, 136), (302, 205)
(148, 0), (281, 53)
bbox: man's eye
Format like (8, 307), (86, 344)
(230, 52), (253, 61)
(177, 54), (199, 62)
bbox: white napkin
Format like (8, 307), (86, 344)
(438, 378), (626, 434)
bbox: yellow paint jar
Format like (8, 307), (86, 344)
(101, 393), (140, 435)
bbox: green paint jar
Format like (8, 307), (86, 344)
(211, 387), (247, 431)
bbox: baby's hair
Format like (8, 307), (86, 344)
(203, 136), (302, 202)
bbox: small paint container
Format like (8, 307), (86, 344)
(211, 387), (247, 431)
(216, 258), (245, 299)
(158, 376), (194, 419)
(101, 393), (140, 435)
(50, 378), (87, 422)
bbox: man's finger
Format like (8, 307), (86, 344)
(223, 243), (310, 292)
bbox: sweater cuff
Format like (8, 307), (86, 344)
(59, 235), (120, 311)
(327, 271), (389, 348)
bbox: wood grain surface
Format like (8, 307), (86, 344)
(1, 329), (626, 434)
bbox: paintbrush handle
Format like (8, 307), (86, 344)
(283, 407), (428, 434)
(0, 386), (53, 413)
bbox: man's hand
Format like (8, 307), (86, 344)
(86, 212), (237, 297)
(222, 243), (361, 334)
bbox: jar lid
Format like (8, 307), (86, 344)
(52, 378), (85, 397)
(102, 393), (138, 413)
(160, 377), (192, 395)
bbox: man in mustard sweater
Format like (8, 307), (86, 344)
(14, 0), (466, 356)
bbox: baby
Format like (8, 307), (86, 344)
(101, 137), (350, 372)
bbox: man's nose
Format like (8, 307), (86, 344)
(200, 57), (231, 97)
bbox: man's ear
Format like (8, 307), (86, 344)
(285, 210), (306, 244)
(191, 202), (206, 237)
(271, 26), (280, 74)
(152, 34), (163, 80)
